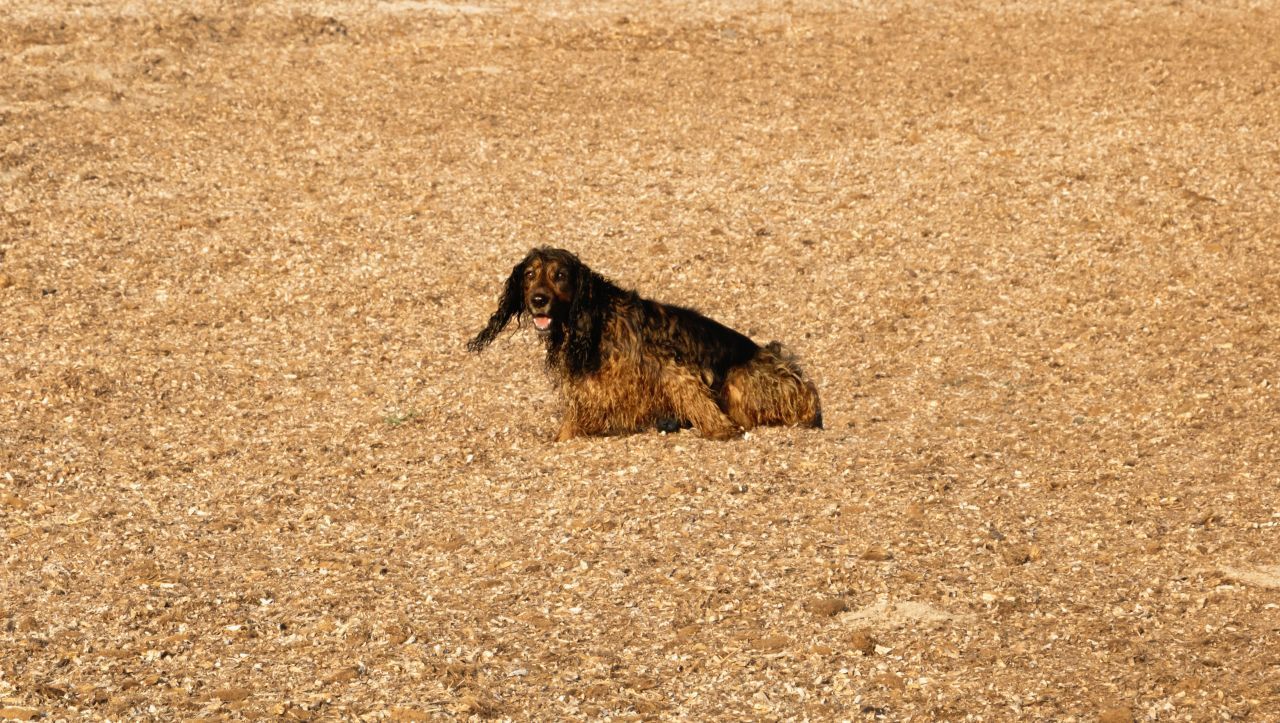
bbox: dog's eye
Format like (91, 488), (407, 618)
(524, 269), (535, 279)
(554, 270), (566, 282)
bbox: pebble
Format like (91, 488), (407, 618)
(753, 634), (789, 652)
(214, 687), (251, 702)
(1098, 707), (1133, 723)
(849, 629), (878, 655)
(862, 547), (893, 562)
(805, 596), (849, 617)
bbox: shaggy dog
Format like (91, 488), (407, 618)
(467, 247), (822, 441)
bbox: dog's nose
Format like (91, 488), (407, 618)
(530, 293), (549, 308)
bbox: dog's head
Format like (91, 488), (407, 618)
(467, 247), (590, 353)
(520, 247), (580, 337)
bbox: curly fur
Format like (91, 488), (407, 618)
(468, 247), (822, 441)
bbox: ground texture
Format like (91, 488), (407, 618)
(2, 0), (1279, 720)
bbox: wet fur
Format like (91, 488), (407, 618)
(467, 247), (822, 441)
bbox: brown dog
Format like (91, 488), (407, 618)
(468, 247), (822, 441)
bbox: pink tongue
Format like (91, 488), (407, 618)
(534, 316), (552, 331)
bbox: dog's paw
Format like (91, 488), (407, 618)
(702, 424), (744, 441)
(655, 417), (685, 434)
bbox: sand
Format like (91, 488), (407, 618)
(2, 0), (1278, 719)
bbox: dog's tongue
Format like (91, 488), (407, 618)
(533, 315), (552, 331)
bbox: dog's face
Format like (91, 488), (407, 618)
(467, 246), (589, 355)
(521, 251), (577, 336)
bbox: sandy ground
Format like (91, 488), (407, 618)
(2, 0), (1279, 720)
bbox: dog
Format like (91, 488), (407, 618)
(467, 247), (822, 441)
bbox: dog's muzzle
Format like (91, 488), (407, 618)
(529, 293), (553, 332)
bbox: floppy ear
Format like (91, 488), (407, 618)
(563, 258), (605, 375)
(467, 259), (526, 352)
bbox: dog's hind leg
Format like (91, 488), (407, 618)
(724, 342), (822, 429)
(659, 366), (742, 440)
(554, 415), (582, 442)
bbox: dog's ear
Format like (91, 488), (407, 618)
(563, 257), (605, 374)
(467, 258), (527, 352)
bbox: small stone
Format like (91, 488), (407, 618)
(674, 623), (700, 641)
(387, 625), (411, 645)
(389, 707), (431, 722)
(805, 596), (849, 617)
(862, 547), (892, 562)
(1098, 707), (1133, 723)
(458, 693), (503, 717)
(324, 666), (360, 684)
(0, 708), (40, 722)
(214, 687), (252, 702)
(1000, 543), (1037, 565)
(849, 629), (878, 655)
(752, 634), (789, 652)
(1173, 677), (1203, 694)
(76, 685), (109, 704)
(871, 672), (904, 690)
